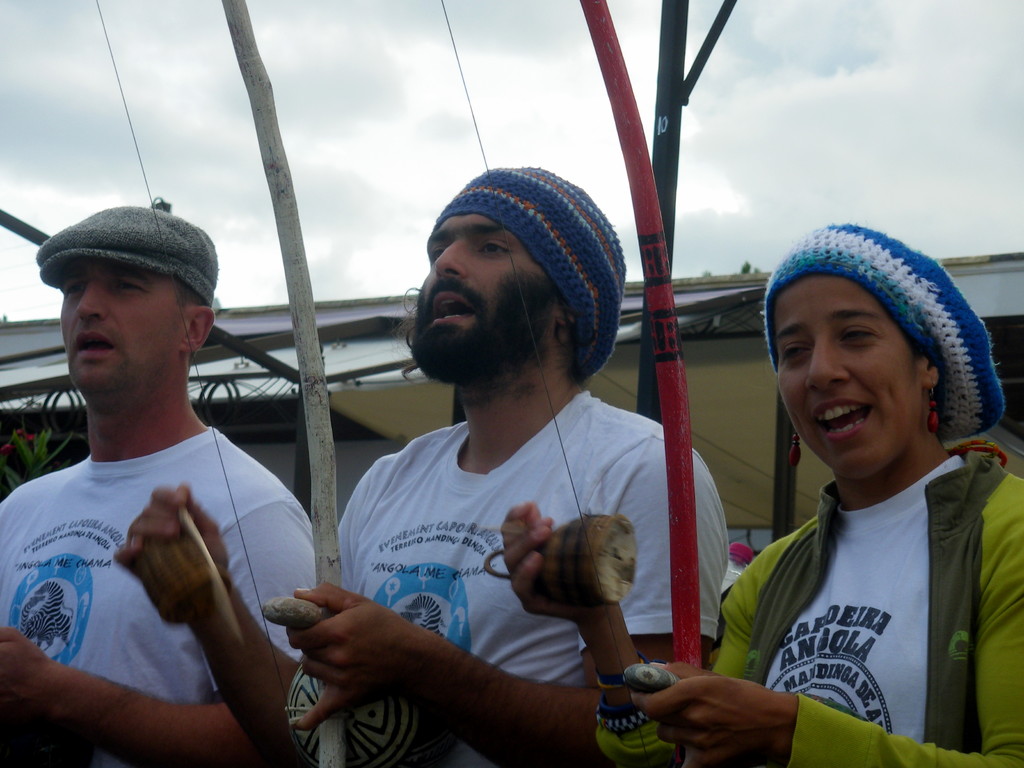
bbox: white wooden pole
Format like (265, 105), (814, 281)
(220, 2), (345, 765)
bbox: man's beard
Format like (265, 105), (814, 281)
(410, 272), (561, 388)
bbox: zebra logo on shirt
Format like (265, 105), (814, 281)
(8, 553), (93, 664)
(20, 580), (73, 652)
(374, 562), (471, 651)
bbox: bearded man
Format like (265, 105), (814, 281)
(120, 168), (728, 768)
(311, 168), (728, 767)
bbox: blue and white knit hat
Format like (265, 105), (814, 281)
(434, 168), (626, 380)
(763, 224), (1004, 441)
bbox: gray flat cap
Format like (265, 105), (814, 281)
(37, 206), (218, 305)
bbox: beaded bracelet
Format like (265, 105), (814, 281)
(596, 693), (650, 734)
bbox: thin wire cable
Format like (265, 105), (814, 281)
(95, 0), (290, 698)
(95, 0), (155, 208)
(439, 2), (585, 522)
(177, 301), (290, 699)
(438, 6), (653, 755)
(439, 3), (491, 174)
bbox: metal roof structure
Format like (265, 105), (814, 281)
(2, 256), (1022, 535)
(0, 281), (767, 413)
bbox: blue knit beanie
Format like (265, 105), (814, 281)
(434, 168), (626, 380)
(764, 224), (1004, 441)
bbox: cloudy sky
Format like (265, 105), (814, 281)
(1, 1), (1020, 322)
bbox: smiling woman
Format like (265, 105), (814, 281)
(772, 274), (948, 509)
(619, 224), (1024, 768)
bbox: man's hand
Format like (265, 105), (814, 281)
(0, 627), (64, 726)
(500, 502), (609, 624)
(630, 663), (798, 767)
(115, 484), (227, 574)
(285, 584), (446, 730)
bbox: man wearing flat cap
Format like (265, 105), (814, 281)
(0, 206), (314, 767)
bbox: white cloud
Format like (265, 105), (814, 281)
(0, 0), (1020, 321)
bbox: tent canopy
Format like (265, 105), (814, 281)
(3, 255), (1022, 533)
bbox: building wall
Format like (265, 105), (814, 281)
(238, 438), (401, 516)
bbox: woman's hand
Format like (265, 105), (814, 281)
(631, 663), (798, 767)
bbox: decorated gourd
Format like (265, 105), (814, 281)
(287, 668), (456, 768)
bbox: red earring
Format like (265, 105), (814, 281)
(788, 433), (801, 467)
(927, 390), (939, 434)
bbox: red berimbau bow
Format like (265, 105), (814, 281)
(580, 0), (702, 668)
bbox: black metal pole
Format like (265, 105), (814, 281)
(771, 394), (797, 541)
(0, 208), (49, 245)
(637, 0), (738, 422)
(637, 0), (689, 421)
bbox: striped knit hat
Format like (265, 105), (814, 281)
(764, 224), (1004, 441)
(435, 168), (625, 380)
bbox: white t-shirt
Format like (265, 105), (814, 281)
(341, 391), (728, 767)
(765, 456), (963, 739)
(0, 428), (315, 768)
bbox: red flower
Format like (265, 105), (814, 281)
(0, 444), (13, 456)
(14, 429), (35, 441)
